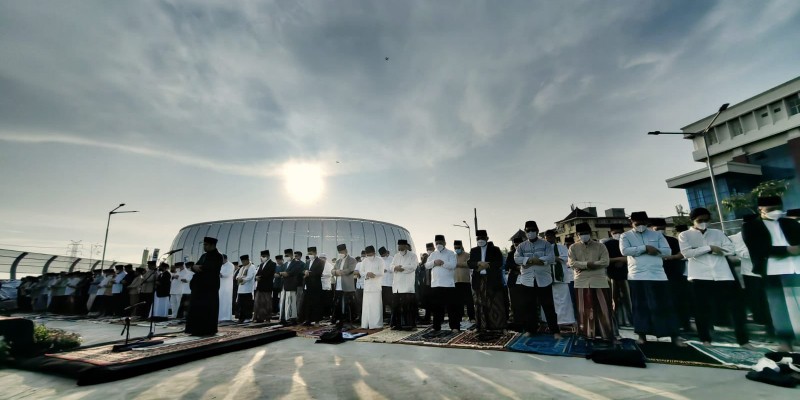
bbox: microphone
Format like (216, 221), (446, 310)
(164, 248), (183, 256)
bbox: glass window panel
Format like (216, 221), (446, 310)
(184, 226), (202, 262)
(253, 220), (270, 254)
(336, 220), (352, 252)
(294, 220), (310, 253)
(266, 220), (281, 256)
(239, 221), (258, 260)
(206, 224), (222, 242)
(214, 223), (233, 261)
(280, 220), (297, 252)
(322, 219), (337, 256)
(226, 222), (244, 259)
(363, 222), (378, 249)
(171, 228), (191, 263)
(308, 220), (322, 250)
(375, 224), (389, 252)
(349, 221), (365, 254)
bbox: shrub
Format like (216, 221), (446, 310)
(32, 324), (82, 353)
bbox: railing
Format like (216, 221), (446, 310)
(0, 249), (135, 280)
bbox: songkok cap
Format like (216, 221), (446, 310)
(575, 223), (591, 233)
(476, 229), (488, 238)
(675, 224), (689, 232)
(757, 196), (782, 207)
(629, 211), (649, 221)
(175, 262), (184, 266)
(610, 224), (625, 231)
(365, 245), (376, 254)
(425, 243), (434, 249)
(186, 262), (194, 266)
(319, 253), (328, 258)
(454, 240), (463, 246)
(260, 250), (269, 257)
(307, 247), (317, 253)
(293, 251), (302, 256)
(512, 237), (524, 244)
(337, 244), (347, 251)
(689, 207), (711, 221)
(524, 221), (539, 230)
(147, 260), (157, 266)
(240, 255), (249, 261)
(284, 249), (293, 255)
(378, 246), (388, 254)
(397, 239), (409, 246)
(203, 237), (218, 245)
(565, 236), (576, 243)
(434, 234), (445, 241)
(742, 214), (759, 222)
(648, 218), (667, 227)
(233, 261), (239, 265)
(275, 255), (284, 260)
(787, 208), (800, 217)
(544, 229), (557, 236)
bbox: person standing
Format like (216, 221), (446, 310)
(354, 250), (367, 322)
(468, 230), (506, 332)
(360, 246), (385, 329)
(425, 235), (460, 332)
(568, 223), (615, 342)
(729, 214), (773, 333)
(621, 212), (684, 346)
(320, 253), (335, 320)
(273, 255), (286, 316)
(680, 207), (751, 347)
(380, 247), (394, 321)
(235, 255), (256, 323)
(111, 265), (127, 316)
(651, 218), (691, 331)
(218, 255), (235, 322)
(742, 196), (800, 351)
(390, 239), (418, 330)
(332, 244), (357, 328)
(177, 262), (194, 319)
(139, 262), (157, 319)
(454, 240), (475, 323)
(302, 247), (324, 326)
(514, 221), (560, 338)
(506, 236), (524, 330)
(254, 250), (276, 323)
(185, 237), (224, 336)
(170, 263), (183, 319)
(279, 251), (305, 325)
(544, 230), (575, 327)
(151, 263), (171, 320)
(417, 243), (435, 324)
(604, 224), (632, 327)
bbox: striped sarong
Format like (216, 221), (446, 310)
(764, 274), (800, 341)
(576, 287), (617, 340)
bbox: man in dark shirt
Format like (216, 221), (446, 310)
(185, 237), (224, 336)
(506, 236), (523, 329)
(604, 224), (632, 327)
(651, 219), (691, 331)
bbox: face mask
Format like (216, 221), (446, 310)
(367, 255), (375, 261)
(436, 244), (444, 252)
(526, 231), (538, 240)
(766, 210), (786, 220)
(477, 240), (487, 247)
(611, 233), (621, 241)
(580, 234), (591, 243)
(400, 250), (407, 255)
(635, 225), (647, 233)
(338, 252), (346, 257)
(260, 257), (267, 262)
(309, 255), (316, 260)
(695, 222), (708, 231)
(455, 248), (463, 254)
(426, 250), (433, 255)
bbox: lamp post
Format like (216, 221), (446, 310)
(453, 221), (472, 248)
(98, 203), (139, 272)
(648, 103), (730, 231)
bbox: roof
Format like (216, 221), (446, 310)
(556, 208), (595, 223)
(177, 216), (410, 233)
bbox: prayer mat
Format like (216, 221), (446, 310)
(448, 331), (519, 350)
(14, 327), (295, 385)
(344, 327), (383, 335)
(355, 328), (423, 343)
(565, 337), (640, 357)
(342, 332), (366, 340)
(399, 327), (465, 347)
(688, 342), (773, 369)
(638, 341), (733, 369)
(297, 327), (336, 339)
(506, 334), (579, 357)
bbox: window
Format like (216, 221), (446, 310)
(707, 127), (719, 144)
(788, 95), (800, 116)
(728, 119), (743, 137)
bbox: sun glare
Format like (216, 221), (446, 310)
(282, 162), (325, 204)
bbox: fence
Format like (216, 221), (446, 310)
(0, 249), (136, 280)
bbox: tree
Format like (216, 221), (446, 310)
(722, 179), (790, 215)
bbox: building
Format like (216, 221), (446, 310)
(554, 207), (681, 243)
(666, 76), (800, 221)
(0, 248), (126, 280)
(168, 217), (414, 263)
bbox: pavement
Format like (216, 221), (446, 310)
(0, 318), (796, 399)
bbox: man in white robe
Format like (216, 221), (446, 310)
(360, 246), (385, 329)
(218, 255), (235, 321)
(169, 263), (183, 318)
(545, 230), (575, 326)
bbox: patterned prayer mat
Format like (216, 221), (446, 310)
(688, 342), (773, 369)
(564, 337), (640, 357)
(638, 341), (733, 369)
(448, 330), (519, 350)
(297, 327), (337, 339)
(506, 334), (576, 357)
(46, 326), (287, 366)
(344, 328), (384, 335)
(355, 328), (423, 343)
(399, 327), (465, 347)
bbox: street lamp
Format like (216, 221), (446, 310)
(452, 220), (472, 248)
(648, 103), (730, 231)
(98, 203), (139, 272)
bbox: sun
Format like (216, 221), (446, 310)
(282, 162), (325, 204)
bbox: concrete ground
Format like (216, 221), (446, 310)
(0, 319), (794, 400)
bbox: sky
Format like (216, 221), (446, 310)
(1, 0), (799, 264)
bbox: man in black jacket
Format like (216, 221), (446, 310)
(279, 250), (305, 325)
(302, 247), (325, 326)
(468, 230), (506, 332)
(185, 237), (224, 336)
(253, 250), (276, 323)
(743, 195), (800, 351)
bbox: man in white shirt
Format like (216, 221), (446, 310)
(544, 230), (575, 326)
(235, 255), (256, 323)
(729, 214), (773, 332)
(354, 250), (366, 322)
(379, 247), (394, 322)
(177, 262), (194, 319)
(319, 253), (334, 320)
(425, 234), (459, 332)
(620, 211), (684, 346)
(111, 265), (127, 316)
(218, 255), (235, 321)
(514, 221), (560, 338)
(360, 246), (385, 329)
(170, 263), (184, 319)
(390, 239), (418, 330)
(742, 195), (800, 351)
(680, 207), (751, 347)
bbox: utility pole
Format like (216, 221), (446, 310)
(67, 240), (83, 257)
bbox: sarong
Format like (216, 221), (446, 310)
(628, 280), (678, 338)
(764, 274), (800, 341)
(473, 276), (507, 331)
(576, 287), (616, 340)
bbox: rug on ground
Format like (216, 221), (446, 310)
(688, 341), (773, 370)
(399, 327), (465, 347)
(355, 328), (423, 343)
(448, 330), (519, 350)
